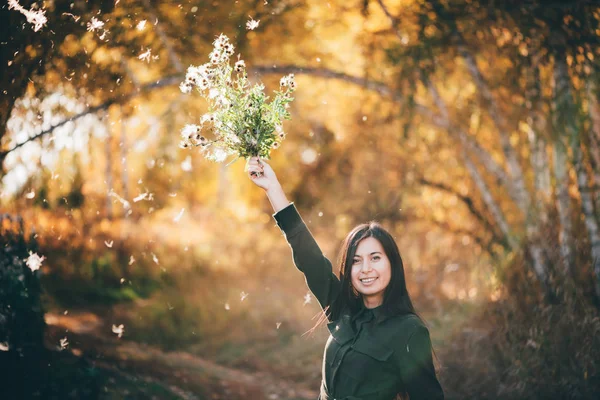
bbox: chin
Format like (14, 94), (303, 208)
(359, 288), (382, 296)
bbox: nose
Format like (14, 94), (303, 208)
(361, 261), (373, 273)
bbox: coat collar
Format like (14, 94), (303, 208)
(353, 301), (392, 323)
(326, 304), (391, 346)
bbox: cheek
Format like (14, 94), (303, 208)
(350, 265), (361, 284)
(378, 263), (392, 285)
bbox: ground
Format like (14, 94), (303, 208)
(45, 311), (319, 400)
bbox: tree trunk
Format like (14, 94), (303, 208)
(586, 79), (600, 215)
(454, 38), (531, 215)
(528, 129), (551, 221)
(553, 56), (578, 277)
(527, 64), (552, 222)
(553, 139), (575, 276)
(573, 141), (600, 299)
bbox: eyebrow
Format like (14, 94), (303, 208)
(353, 252), (382, 258)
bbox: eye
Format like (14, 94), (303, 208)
(372, 255), (381, 261)
(352, 258), (361, 264)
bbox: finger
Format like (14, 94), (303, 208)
(247, 167), (264, 176)
(247, 164), (263, 172)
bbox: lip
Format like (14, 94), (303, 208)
(359, 277), (378, 286)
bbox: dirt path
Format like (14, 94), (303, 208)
(45, 311), (318, 400)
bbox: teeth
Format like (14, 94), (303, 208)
(361, 278), (376, 283)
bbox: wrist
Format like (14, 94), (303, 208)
(266, 180), (282, 194)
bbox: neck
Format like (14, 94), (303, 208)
(362, 295), (383, 309)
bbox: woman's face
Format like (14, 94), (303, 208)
(350, 237), (392, 308)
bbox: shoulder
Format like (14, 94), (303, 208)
(386, 314), (432, 353)
(388, 313), (427, 332)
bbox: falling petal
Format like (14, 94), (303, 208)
(152, 253), (159, 264)
(138, 48), (152, 63)
(104, 240), (114, 248)
(25, 251), (45, 272)
(112, 324), (125, 338)
(225, 303), (230, 310)
(8, 0), (47, 32)
(303, 292), (312, 305)
(240, 291), (249, 301)
(108, 189), (131, 209)
(0, 342), (9, 351)
(86, 16), (104, 32)
(173, 208), (185, 223)
(62, 12), (80, 22)
(246, 17), (260, 30)
(181, 156), (193, 172)
(129, 255), (135, 265)
(133, 192), (148, 202)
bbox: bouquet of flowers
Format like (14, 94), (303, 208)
(179, 34), (296, 171)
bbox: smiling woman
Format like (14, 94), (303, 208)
(351, 238), (393, 308)
(246, 156), (444, 400)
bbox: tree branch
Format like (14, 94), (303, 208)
(463, 148), (518, 250)
(418, 177), (506, 247)
(0, 74), (182, 161)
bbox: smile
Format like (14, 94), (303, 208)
(360, 277), (377, 284)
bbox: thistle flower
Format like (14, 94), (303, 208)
(179, 33), (296, 161)
(181, 124), (201, 140)
(213, 34), (229, 49)
(280, 74), (296, 90)
(234, 60), (246, 72)
(179, 82), (192, 93)
(201, 114), (215, 124)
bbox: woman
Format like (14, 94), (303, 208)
(246, 156), (444, 400)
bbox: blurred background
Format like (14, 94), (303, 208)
(1, 0), (600, 399)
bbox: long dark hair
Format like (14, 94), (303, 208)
(312, 221), (417, 328)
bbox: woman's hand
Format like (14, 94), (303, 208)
(246, 156), (279, 192)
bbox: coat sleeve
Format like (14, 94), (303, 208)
(273, 202), (341, 311)
(395, 322), (444, 400)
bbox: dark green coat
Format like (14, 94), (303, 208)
(274, 203), (444, 400)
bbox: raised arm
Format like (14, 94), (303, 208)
(246, 156), (341, 310)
